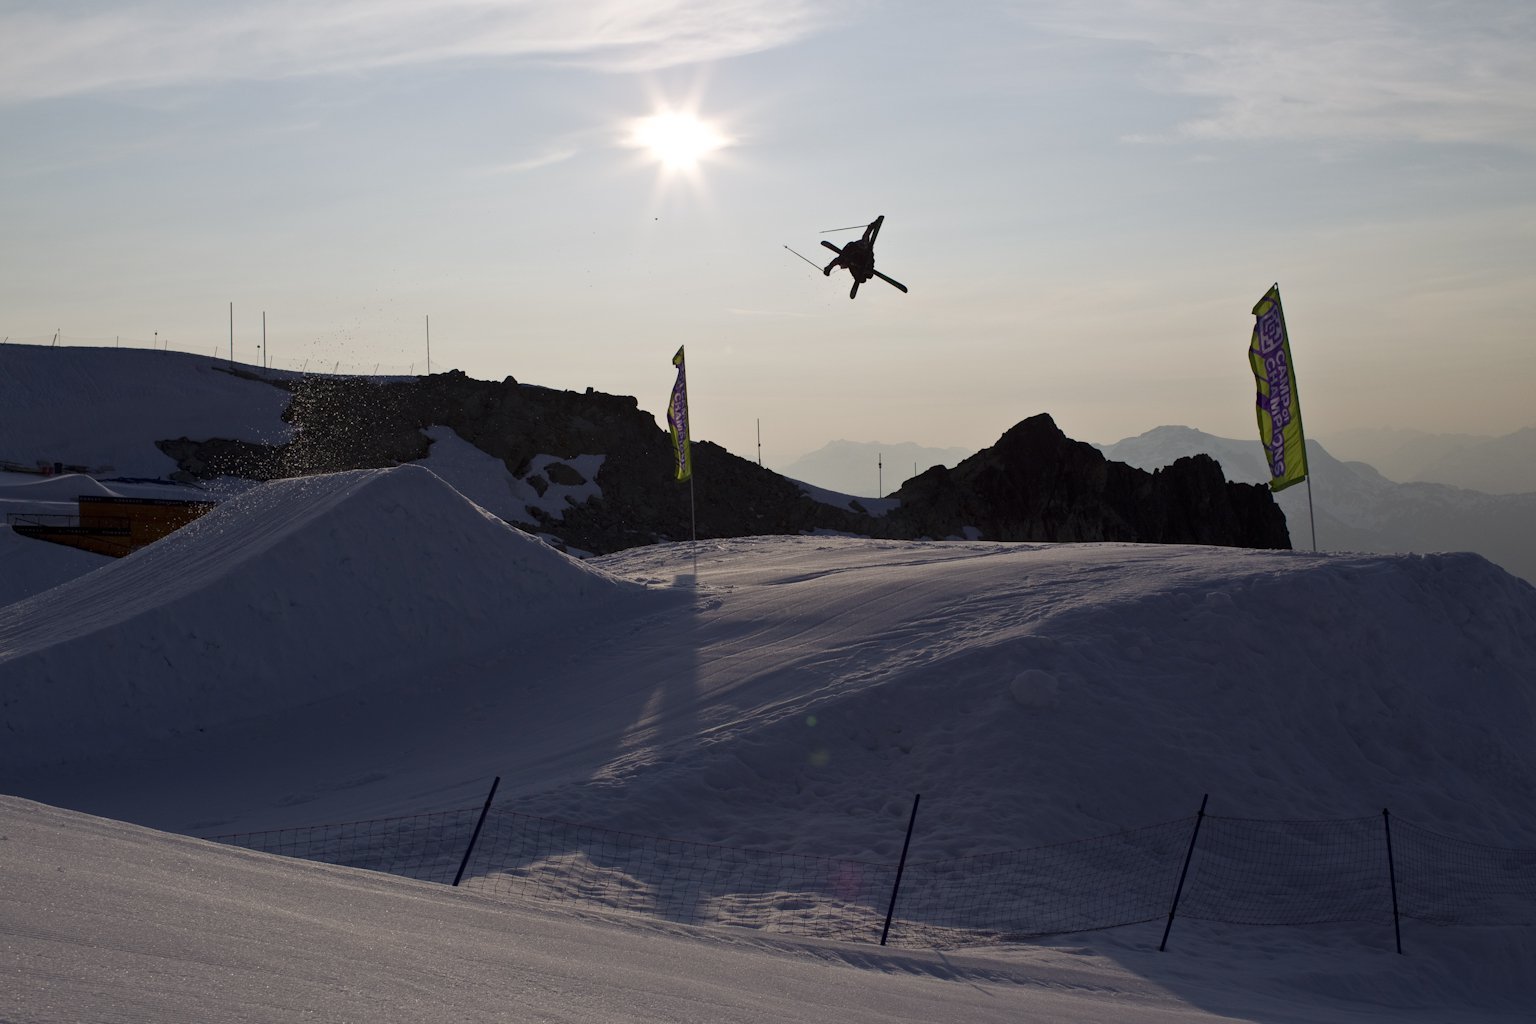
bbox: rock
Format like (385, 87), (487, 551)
(884, 414), (1289, 549)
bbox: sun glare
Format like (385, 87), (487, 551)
(629, 110), (728, 172)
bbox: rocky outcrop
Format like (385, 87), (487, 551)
(156, 371), (1289, 554)
(885, 414), (1290, 549)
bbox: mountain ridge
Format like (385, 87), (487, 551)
(0, 346), (1287, 556)
(1097, 425), (1536, 586)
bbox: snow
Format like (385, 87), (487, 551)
(418, 425), (606, 526)
(794, 477), (901, 516)
(0, 471), (121, 502)
(5, 346), (1536, 1021)
(0, 522), (112, 607)
(0, 465), (650, 773)
(0, 345), (293, 479)
(0, 472), (122, 606)
(30, 793), (1488, 1024)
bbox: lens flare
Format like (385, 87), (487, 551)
(629, 110), (728, 172)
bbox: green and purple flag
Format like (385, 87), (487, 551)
(666, 345), (692, 482)
(1248, 284), (1308, 492)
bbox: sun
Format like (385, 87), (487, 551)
(628, 109), (729, 173)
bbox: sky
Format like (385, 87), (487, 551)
(5, 448), (1536, 1019)
(3, 1), (1534, 465)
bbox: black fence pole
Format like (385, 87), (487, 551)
(1159, 793), (1209, 952)
(453, 776), (501, 887)
(880, 793), (922, 946)
(1383, 808), (1403, 955)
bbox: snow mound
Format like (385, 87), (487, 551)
(0, 526), (114, 608)
(0, 465), (648, 770)
(0, 472), (121, 502)
(572, 539), (1536, 855)
(0, 345), (292, 478)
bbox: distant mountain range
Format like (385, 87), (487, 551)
(1321, 425), (1536, 495)
(1095, 426), (1536, 587)
(782, 426), (1536, 499)
(781, 427), (1536, 587)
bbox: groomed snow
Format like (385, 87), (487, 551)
(9, 793), (1536, 1024)
(5, 345), (1536, 1020)
(418, 425), (606, 526)
(0, 465), (656, 773)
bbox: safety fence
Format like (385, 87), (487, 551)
(208, 796), (1536, 951)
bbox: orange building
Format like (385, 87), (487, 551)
(8, 494), (216, 558)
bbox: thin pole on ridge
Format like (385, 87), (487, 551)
(1305, 472), (1318, 551)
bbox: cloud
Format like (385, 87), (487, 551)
(0, 0), (840, 102)
(1029, 0), (1536, 148)
(475, 148), (581, 175)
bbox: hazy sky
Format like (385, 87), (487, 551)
(3, 0), (1533, 463)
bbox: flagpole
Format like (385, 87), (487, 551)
(1275, 284), (1316, 552)
(1250, 282), (1316, 553)
(667, 344), (696, 583)
(1305, 474), (1317, 551)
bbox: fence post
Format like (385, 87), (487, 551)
(453, 776), (501, 887)
(880, 793), (921, 946)
(1159, 793), (1208, 952)
(1383, 808), (1403, 954)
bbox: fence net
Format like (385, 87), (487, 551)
(458, 808), (895, 942)
(210, 804), (1536, 948)
(217, 806), (483, 884)
(896, 819), (1192, 944)
(1180, 815), (1392, 926)
(1394, 819), (1536, 926)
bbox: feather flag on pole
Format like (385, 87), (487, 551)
(1248, 284), (1308, 492)
(667, 345), (692, 482)
(666, 344), (698, 577)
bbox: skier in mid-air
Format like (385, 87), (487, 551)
(823, 216), (882, 298)
(819, 215), (907, 299)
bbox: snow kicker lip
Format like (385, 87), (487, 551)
(0, 465), (652, 771)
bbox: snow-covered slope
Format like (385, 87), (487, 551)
(7, 348), (1536, 1022)
(0, 345), (293, 478)
(5, 529), (1536, 1021)
(0, 465), (655, 772)
(0, 472), (121, 604)
(27, 792), (1533, 1024)
(7, 515), (1536, 862)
